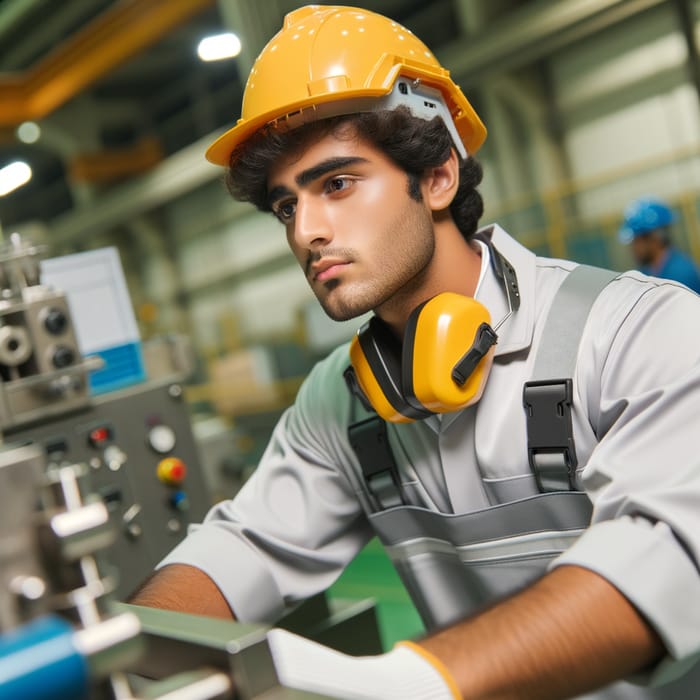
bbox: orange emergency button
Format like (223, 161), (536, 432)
(157, 457), (187, 485)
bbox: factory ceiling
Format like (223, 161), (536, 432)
(0, 0), (669, 238)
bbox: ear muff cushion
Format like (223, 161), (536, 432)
(402, 292), (495, 413)
(349, 318), (430, 423)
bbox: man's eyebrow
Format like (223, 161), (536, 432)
(296, 156), (369, 187)
(267, 156), (369, 209)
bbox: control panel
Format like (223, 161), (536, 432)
(6, 378), (211, 600)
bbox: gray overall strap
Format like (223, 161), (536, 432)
(523, 265), (618, 492)
(348, 415), (405, 510)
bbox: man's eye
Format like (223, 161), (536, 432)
(326, 177), (350, 193)
(275, 201), (296, 221)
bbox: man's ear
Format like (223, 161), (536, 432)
(422, 148), (460, 211)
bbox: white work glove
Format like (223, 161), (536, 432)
(266, 627), (460, 700)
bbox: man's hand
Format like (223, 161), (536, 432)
(267, 627), (459, 699)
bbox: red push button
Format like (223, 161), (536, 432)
(157, 457), (187, 485)
(88, 425), (112, 448)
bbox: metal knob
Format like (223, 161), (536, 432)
(43, 308), (68, 335)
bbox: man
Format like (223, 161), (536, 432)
(619, 196), (700, 293)
(132, 6), (700, 698)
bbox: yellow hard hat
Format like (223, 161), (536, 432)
(205, 5), (487, 165)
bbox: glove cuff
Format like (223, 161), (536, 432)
(394, 640), (462, 700)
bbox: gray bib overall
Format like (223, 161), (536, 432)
(349, 265), (700, 698)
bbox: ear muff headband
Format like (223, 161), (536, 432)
(346, 240), (518, 423)
(348, 318), (430, 423)
(402, 293), (495, 413)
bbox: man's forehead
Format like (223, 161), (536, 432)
(267, 126), (376, 184)
(281, 121), (366, 158)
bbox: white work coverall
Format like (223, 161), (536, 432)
(161, 225), (700, 698)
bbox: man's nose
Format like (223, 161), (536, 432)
(293, 198), (332, 249)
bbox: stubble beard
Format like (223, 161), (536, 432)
(316, 206), (435, 323)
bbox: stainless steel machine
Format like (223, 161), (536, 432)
(0, 234), (211, 600)
(0, 236), (380, 699)
(0, 440), (336, 699)
(0, 234), (94, 430)
(7, 376), (212, 600)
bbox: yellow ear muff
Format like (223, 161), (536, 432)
(402, 293), (496, 414)
(346, 293), (498, 423)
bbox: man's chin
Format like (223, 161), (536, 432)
(324, 309), (366, 323)
(314, 283), (378, 322)
(319, 300), (373, 323)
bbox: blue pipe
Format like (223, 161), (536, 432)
(0, 615), (88, 700)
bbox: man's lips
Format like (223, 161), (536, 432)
(311, 259), (350, 282)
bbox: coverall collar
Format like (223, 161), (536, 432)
(433, 224), (536, 434)
(474, 224), (535, 357)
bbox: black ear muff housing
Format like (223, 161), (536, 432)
(348, 317), (431, 423)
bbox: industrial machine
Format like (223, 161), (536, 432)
(0, 439), (339, 699)
(0, 234), (94, 430)
(0, 234), (211, 600)
(0, 236), (379, 699)
(7, 377), (212, 600)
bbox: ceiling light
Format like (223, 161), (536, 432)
(0, 161), (32, 196)
(16, 122), (41, 144)
(197, 32), (242, 61)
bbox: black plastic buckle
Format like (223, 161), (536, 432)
(451, 322), (498, 386)
(343, 365), (375, 413)
(522, 379), (577, 492)
(348, 415), (405, 510)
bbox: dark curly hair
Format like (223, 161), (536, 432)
(224, 106), (484, 239)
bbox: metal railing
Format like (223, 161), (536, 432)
(484, 142), (700, 270)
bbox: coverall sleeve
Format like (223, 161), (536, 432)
(157, 345), (374, 622)
(552, 277), (700, 683)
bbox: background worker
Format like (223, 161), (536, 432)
(619, 196), (700, 292)
(131, 6), (700, 699)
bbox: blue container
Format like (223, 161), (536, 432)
(0, 615), (88, 700)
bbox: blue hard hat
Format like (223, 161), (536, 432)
(618, 197), (676, 244)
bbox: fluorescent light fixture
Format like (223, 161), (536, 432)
(17, 121), (41, 144)
(197, 32), (242, 61)
(0, 161), (32, 196)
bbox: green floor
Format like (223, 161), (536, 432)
(327, 537), (425, 651)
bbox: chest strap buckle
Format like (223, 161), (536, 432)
(523, 379), (578, 492)
(348, 415), (405, 510)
